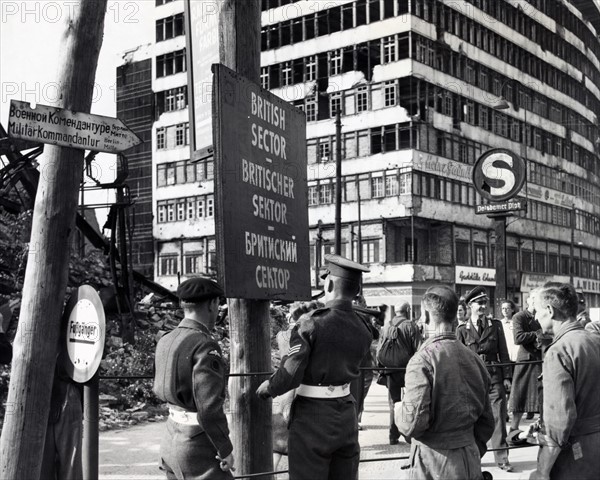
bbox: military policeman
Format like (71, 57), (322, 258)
(153, 277), (235, 479)
(256, 254), (373, 480)
(456, 286), (513, 472)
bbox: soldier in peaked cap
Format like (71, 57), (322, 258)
(456, 285), (514, 472)
(257, 254), (373, 480)
(153, 277), (235, 479)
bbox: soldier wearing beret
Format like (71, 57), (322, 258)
(153, 277), (235, 479)
(397, 285), (495, 479)
(456, 286), (513, 472)
(256, 254), (373, 480)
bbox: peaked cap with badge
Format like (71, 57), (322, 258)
(320, 254), (370, 282)
(464, 286), (488, 305)
(177, 277), (224, 303)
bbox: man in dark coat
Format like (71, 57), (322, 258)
(257, 254), (372, 480)
(457, 286), (513, 472)
(153, 277), (235, 479)
(510, 288), (549, 430)
(397, 285), (495, 480)
(379, 301), (421, 445)
(529, 282), (600, 480)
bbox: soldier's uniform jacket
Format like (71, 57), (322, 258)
(456, 316), (512, 384)
(153, 318), (233, 458)
(269, 299), (372, 397)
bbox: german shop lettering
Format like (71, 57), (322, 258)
(69, 321), (98, 340)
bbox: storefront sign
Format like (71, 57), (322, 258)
(455, 266), (496, 285)
(520, 273), (570, 292)
(413, 154), (472, 183)
(573, 277), (600, 294)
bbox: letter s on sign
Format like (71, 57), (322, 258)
(481, 152), (515, 197)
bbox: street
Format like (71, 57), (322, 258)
(99, 382), (537, 480)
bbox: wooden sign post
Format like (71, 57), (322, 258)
(0, 1), (108, 478)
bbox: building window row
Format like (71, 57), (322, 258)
(261, 0), (407, 50)
(417, 123), (600, 209)
(295, 79), (399, 122)
(308, 169), (411, 206)
(156, 13), (185, 42)
(415, 77), (599, 180)
(458, 0), (600, 85)
(521, 0), (600, 65)
(261, 33), (409, 89)
(156, 49), (186, 78)
(414, 0), (600, 108)
(158, 240), (217, 276)
(156, 122), (189, 150)
(157, 158), (214, 187)
(155, 86), (188, 117)
(308, 122), (414, 164)
(157, 195), (214, 223)
(413, 33), (598, 146)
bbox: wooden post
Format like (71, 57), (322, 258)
(219, 1), (273, 478)
(0, 1), (108, 477)
(82, 373), (100, 480)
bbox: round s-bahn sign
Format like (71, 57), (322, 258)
(472, 149), (526, 202)
(61, 285), (105, 383)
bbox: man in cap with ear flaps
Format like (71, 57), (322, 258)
(456, 286), (513, 472)
(153, 277), (235, 479)
(257, 254), (373, 480)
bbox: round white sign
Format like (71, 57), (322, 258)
(63, 285), (105, 383)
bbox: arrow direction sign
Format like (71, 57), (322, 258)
(7, 100), (142, 154)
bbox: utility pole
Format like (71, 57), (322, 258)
(219, 1), (273, 478)
(334, 110), (342, 254)
(0, 1), (108, 478)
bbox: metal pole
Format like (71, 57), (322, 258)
(82, 372), (99, 480)
(494, 214), (508, 317)
(335, 110), (342, 255)
(357, 187), (363, 263)
(570, 204), (575, 284)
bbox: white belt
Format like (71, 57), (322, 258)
(297, 383), (350, 399)
(169, 407), (199, 425)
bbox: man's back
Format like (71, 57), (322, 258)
(399, 334), (494, 449)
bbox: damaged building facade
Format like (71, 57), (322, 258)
(118, 0), (600, 310)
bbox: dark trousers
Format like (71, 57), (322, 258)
(488, 382), (509, 464)
(160, 418), (233, 480)
(387, 373), (404, 442)
(288, 395), (360, 480)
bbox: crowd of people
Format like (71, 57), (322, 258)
(154, 253), (600, 480)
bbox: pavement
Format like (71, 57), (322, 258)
(99, 382), (538, 479)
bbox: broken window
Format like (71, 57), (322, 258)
(342, 4), (353, 29)
(330, 6), (342, 34)
(281, 21), (292, 47)
(356, 0), (367, 26)
(371, 127), (382, 154)
(369, 0), (381, 22)
(305, 14), (316, 39)
(261, 67), (269, 89)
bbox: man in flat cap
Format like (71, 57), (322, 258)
(397, 285), (494, 479)
(256, 254), (373, 480)
(456, 286), (513, 472)
(153, 277), (235, 479)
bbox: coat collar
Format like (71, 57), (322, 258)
(325, 299), (354, 311)
(419, 332), (455, 350)
(551, 320), (584, 345)
(179, 317), (212, 335)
